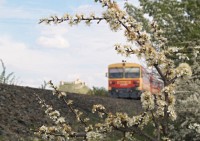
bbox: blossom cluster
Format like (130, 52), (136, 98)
(141, 91), (155, 110)
(92, 104), (106, 118)
(86, 131), (104, 141)
(35, 95), (72, 140)
(174, 63), (192, 78)
(93, 110), (149, 131)
(162, 63), (192, 81)
(189, 123), (200, 134)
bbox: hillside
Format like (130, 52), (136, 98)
(0, 84), (142, 141)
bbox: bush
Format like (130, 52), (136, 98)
(87, 87), (109, 97)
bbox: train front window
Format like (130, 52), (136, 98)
(125, 67), (140, 78)
(109, 68), (123, 78)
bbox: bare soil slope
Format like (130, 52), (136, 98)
(0, 84), (142, 141)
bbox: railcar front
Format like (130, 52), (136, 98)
(108, 63), (142, 99)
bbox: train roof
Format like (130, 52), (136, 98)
(108, 62), (142, 68)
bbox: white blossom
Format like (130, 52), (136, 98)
(86, 131), (104, 141)
(141, 91), (155, 110)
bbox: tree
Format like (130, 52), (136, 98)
(168, 54), (200, 140)
(125, 0), (200, 64)
(169, 63), (200, 140)
(35, 0), (193, 140)
(125, 0), (200, 140)
(125, 0), (200, 46)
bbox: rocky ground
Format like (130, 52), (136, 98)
(0, 83), (142, 141)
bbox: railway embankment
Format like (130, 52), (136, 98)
(0, 83), (142, 140)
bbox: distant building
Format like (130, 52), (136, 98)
(58, 79), (90, 94)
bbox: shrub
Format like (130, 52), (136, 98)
(87, 87), (109, 97)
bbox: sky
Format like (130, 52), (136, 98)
(0, 0), (141, 89)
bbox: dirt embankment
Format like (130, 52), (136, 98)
(0, 84), (142, 141)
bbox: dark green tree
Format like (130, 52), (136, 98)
(126, 0), (200, 46)
(125, 0), (200, 140)
(125, 0), (200, 64)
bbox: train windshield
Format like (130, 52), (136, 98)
(109, 68), (123, 78)
(125, 67), (140, 78)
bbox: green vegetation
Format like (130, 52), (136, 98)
(0, 59), (16, 85)
(87, 87), (109, 97)
(125, 0), (200, 65)
(125, 0), (200, 47)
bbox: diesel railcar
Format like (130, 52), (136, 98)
(107, 62), (163, 99)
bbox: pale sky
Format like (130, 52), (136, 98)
(0, 0), (142, 89)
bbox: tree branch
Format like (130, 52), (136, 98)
(154, 64), (167, 85)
